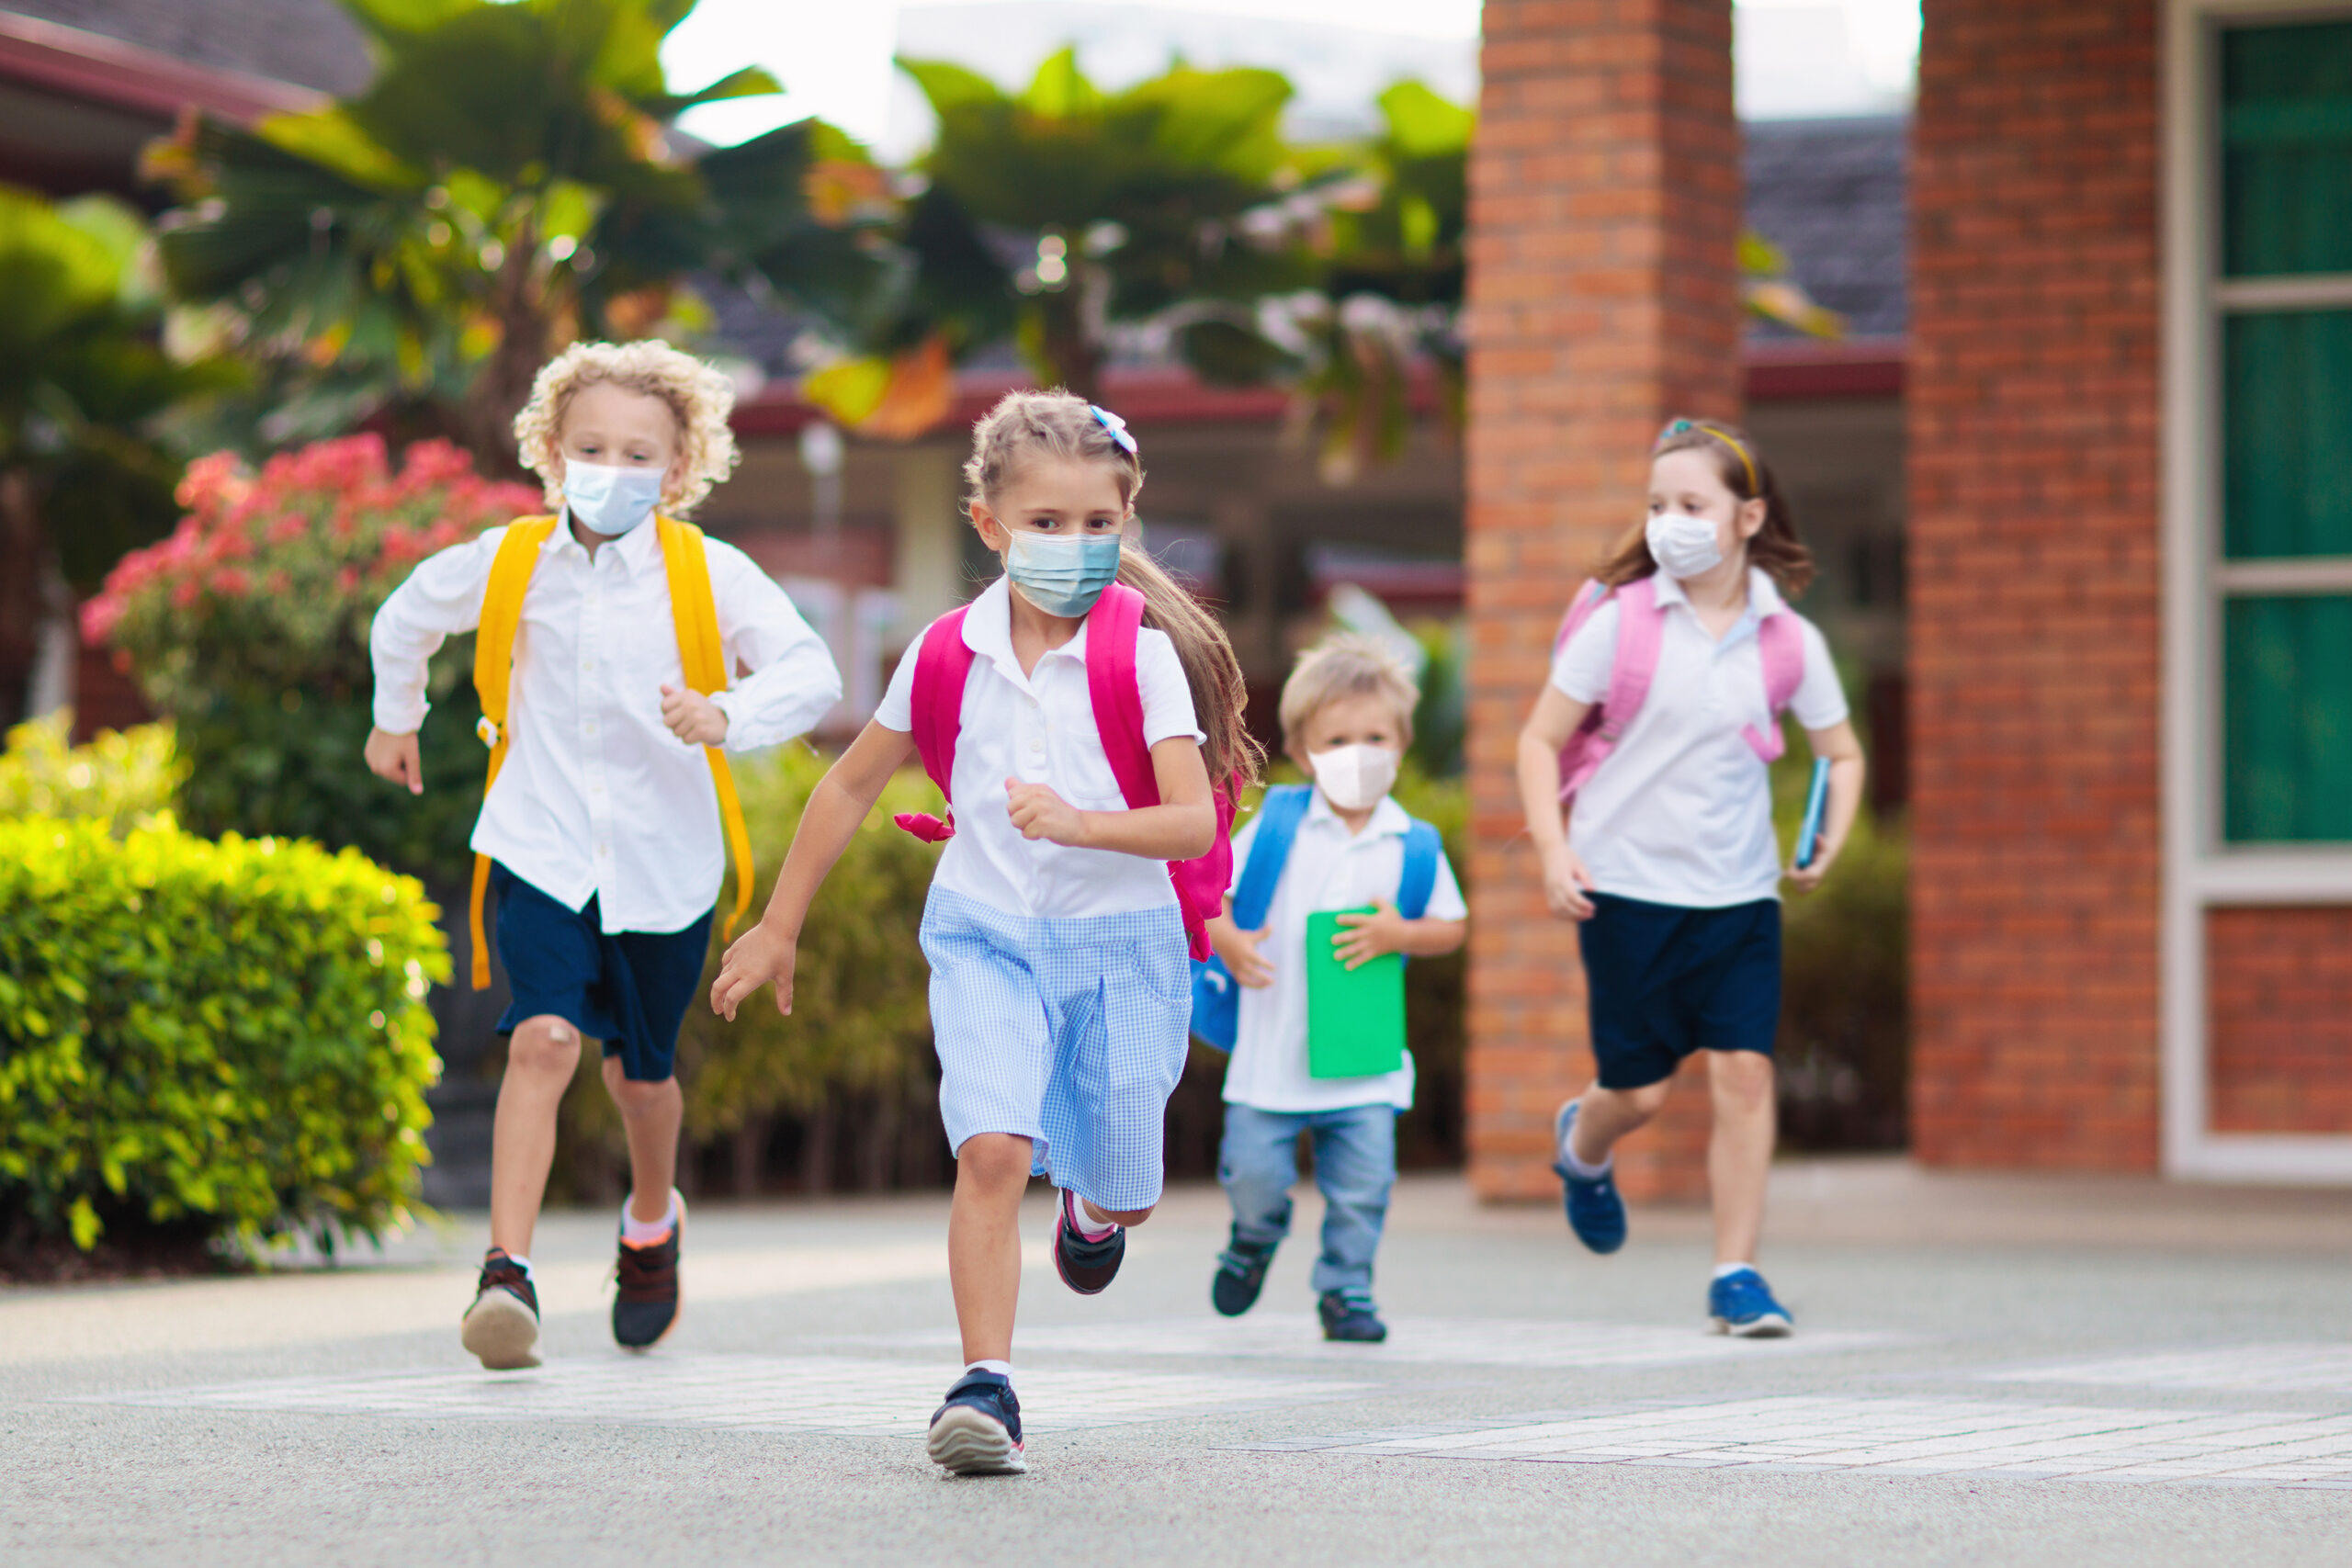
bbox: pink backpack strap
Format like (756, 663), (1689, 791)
(1552, 578), (1611, 656)
(1740, 612), (1804, 763)
(1598, 575), (1665, 746)
(892, 607), (974, 842)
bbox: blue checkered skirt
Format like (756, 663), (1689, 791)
(920, 886), (1193, 1212)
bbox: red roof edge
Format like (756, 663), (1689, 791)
(0, 12), (325, 126)
(1744, 336), (1906, 400)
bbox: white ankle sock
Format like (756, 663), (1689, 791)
(1713, 1261), (1758, 1280)
(966, 1359), (1013, 1384)
(1559, 1141), (1612, 1179)
(501, 1253), (532, 1276)
(1070, 1194), (1117, 1242)
(621, 1190), (677, 1245)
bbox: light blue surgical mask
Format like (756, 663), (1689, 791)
(562, 460), (665, 537)
(1003, 530), (1123, 618)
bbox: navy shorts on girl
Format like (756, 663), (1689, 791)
(1577, 892), (1781, 1090)
(491, 863), (714, 1083)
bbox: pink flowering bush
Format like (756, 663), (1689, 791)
(83, 436), (540, 886)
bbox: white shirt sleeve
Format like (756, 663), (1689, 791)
(1136, 627), (1206, 746)
(872, 637), (922, 733)
(1422, 848), (1468, 922)
(1789, 617), (1851, 732)
(1548, 599), (1621, 705)
(704, 542), (844, 751)
(368, 527), (503, 734)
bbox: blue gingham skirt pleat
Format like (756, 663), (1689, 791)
(919, 886), (1193, 1212)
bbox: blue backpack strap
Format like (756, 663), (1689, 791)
(1396, 818), (1442, 920)
(1230, 784), (1313, 930)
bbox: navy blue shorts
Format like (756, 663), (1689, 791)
(492, 863), (714, 1083)
(1577, 893), (1781, 1091)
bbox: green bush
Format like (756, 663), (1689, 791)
(0, 817), (447, 1253)
(0, 713), (184, 835)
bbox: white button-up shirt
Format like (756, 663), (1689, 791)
(370, 518), (842, 933)
(1219, 790), (1467, 1113)
(874, 575), (1204, 919)
(1550, 567), (1848, 908)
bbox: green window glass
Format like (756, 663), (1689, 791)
(2222, 22), (2352, 278)
(2222, 310), (2352, 559)
(2224, 596), (2352, 842)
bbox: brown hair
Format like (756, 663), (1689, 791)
(1594, 418), (1815, 597)
(1279, 633), (1419, 753)
(964, 389), (1265, 794)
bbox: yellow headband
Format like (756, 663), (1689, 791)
(1656, 418), (1758, 495)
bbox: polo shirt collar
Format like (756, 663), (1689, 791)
(548, 510), (667, 575)
(1647, 566), (1783, 635)
(961, 575), (1091, 687)
(1304, 784), (1411, 839)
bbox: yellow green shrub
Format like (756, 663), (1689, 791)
(0, 713), (183, 836)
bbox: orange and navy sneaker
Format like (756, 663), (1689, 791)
(460, 1249), (541, 1370)
(613, 1191), (684, 1349)
(1052, 1188), (1125, 1295)
(927, 1370), (1025, 1475)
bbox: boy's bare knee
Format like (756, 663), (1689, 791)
(600, 1058), (676, 1117)
(1710, 1050), (1775, 1110)
(507, 1016), (581, 1077)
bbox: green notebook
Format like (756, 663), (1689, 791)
(1304, 906), (1408, 1079)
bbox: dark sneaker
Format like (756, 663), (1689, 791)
(1052, 1188), (1125, 1296)
(927, 1370), (1026, 1475)
(1318, 1291), (1388, 1343)
(1552, 1100), (1628, 1255)
(1211, 1235), (1277, 1317)
(612, 1190), (684, 1350)
(1709, 1268), (1794, 1337)
(460, 1249), (541, 1370)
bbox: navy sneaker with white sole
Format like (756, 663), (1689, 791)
(1317, 1291), (1388, 1343)
(1053, 1189), (1125, 1295)
(612, 1190), (684, 1350)
(459, 1249), (541, 1371)
(927, 1370), (1026, 1475)
(1211, 1234), (1276, 1317)
(1709, 1267), (1793, 1337)
(1551, 1100), (1627, 1255)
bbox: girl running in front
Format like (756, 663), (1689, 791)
(710, 389), (1259, 1476)
(1515, 418), (1865, 1337)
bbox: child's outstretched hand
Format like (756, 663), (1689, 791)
(1005, 778), (1085, 846)
(1209, 918), (1276, 987)
(661, 683), (729, 746)
(1540, 842), (1597, 920)
(364, 727), (424, 795)
(1333, 900), (1411, 970)
(711, 923), (797, 1021)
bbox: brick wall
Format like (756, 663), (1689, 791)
(1908, 0), (2164, 1169)
(2209, 908), (2352, 1135)
(1463, 0), (1744, 1201)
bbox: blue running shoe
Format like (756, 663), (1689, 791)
(1708, 1268), (1793, 1337)
(927, 1370), (1026, 1475)
(1551, 1100), (1627, 1255)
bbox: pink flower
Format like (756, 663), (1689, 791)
(79, 596), (121, 645)
(336, 566), (360, 593)
(265, 570), (292, 596)
(269, 513), (309, 544)
(210, 568), (250, 597)
(172, 581), (200, 610)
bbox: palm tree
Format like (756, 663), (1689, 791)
(0, 186), (235, 726)
(145, 0), (883, 469)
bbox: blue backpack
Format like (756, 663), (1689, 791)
(1189, 784), (1444, 1052)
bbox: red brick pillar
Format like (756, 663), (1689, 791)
(1463, 0), (1745, 1201)
(1909, 0), (2163, 1168)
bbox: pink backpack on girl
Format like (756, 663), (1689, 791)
(1552, 574), (1806, 807)
(892, 581), (1236, 961)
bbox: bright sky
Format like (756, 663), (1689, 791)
(664, 0), (1923, 151)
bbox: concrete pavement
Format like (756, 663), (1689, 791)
(4, 1160), (2350, 1566)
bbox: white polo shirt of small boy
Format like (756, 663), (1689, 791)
(369, 519), (843, 934)
(1550, 566), (1849, 908)
(874, 575), (1205, 919)
(1219, 789), (1467, 1113)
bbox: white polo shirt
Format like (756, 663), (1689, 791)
(369, 518), (842, 934)
(874, 575), (1205, 919)
(1549, 568), (1848, 908)
(1219, 790), (1467, 1113)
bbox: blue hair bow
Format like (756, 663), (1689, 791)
(1089, 404), (1137, 455)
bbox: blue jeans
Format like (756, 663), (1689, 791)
(1216, 1103), (1397, 1300)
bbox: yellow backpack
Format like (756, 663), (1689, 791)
(467, 515), (754, 990)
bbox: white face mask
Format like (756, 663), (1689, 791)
(1307, 743), (1401, 812)
(563, 460), (665, 537)
(1645, 511), (1725, 580)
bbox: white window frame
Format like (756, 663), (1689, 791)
(2163, 0), (2352, 1181)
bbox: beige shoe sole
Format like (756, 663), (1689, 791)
(461, 1291), (542, 1370)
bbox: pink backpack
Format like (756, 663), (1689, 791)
(1552, 574), (1805, 807)
(891, 581), (1236, 961)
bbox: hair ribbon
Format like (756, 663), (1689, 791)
(1089, 404), (1138, 455)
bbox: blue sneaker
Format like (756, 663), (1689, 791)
(1709, 1268), (1793, 1337)
(927, 1370), (1026, 1475)
(1551, 1100), (1627, 1255)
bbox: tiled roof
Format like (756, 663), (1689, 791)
(1, 0), (368, 94)
(1744, 115), (1908, 341)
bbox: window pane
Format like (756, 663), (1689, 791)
(2224, 595), (2352, 842)
(2223, 310), (2352, 558)
(2222, 21), (2352, 277)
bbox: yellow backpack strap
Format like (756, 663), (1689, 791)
(656, 516), (756, 943)
(468, 517), (559, 990)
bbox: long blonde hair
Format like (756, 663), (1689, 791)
(964, 389), (1264, 794)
